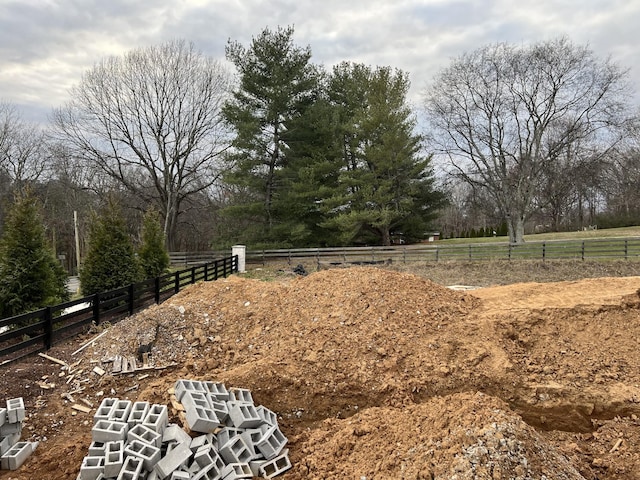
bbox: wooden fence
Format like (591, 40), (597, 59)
(256, 238), (640, 266)
(171, 237), (640, 268)
(0, 255), (238, 366)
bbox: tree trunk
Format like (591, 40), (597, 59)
(506, 213), (525, 244)
(381, 228), (391, 246)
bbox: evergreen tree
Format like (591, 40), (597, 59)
(222, 25), (320, 243)
(271, 95), (344, 246)
(138, 209), (170, 279)
(322, 63), (445, 245)
(0, 190), (69, 318)
(80, 199), (141, 296)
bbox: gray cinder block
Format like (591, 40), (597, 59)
(185, 405), (221, 433)
(228, 403), (261, 429)
(128, 423), (163, 448)
(256, 425), (287, 460)
(255, 405), (278, 427)
(92, 420), (128, 443)
(142, 404), (169, 433)
(127, 402), (151, 428)
(209, 399), (229, 423)
(202, 382), (230, 401)
(163, 424), (192, 445)
(171, 471), (191, 480)
(215, 427), (242, 448)
(220, 462), (252, 480)
(258, 448), (292, 479)
(104, 441), (124, 478)
(190, 433), (216, 453)
(93, 398), (118, 425)
(109, 400), (133, 423)
(0, 421), (22, 436)
(240, 428), (265, 460)
(174, 380), (206, 401)
(79, 455), (105, 480)
(181, 391), (212, 412)
(6, 397), (25, 423)
(0, 407), (6, 426)
(87, 441), (106, 457)
(116, 455), (143, 480)
(228, 388), (253, 405)
(219, 435), (253, 465)
(124, 439), (162, 471)
(154, 442), (192, 480)
(0, 441), (37, 471)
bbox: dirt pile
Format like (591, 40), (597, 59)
(1, 266), (640, 479)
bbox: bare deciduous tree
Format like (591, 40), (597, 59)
(424, 37), (632, 243)
(0, 102), (48, 189)
(51, 40), (231, 249)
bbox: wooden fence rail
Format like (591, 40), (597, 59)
(170, 237), (640, 268)
(0, 255), (238, 366)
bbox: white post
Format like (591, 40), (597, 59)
(232, 245), (246, 273)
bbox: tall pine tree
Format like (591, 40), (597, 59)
(322, 63), (445, 245)
(222, 25), (320, 245)
(0, 190), (68, 318)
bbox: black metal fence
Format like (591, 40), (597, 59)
(0, 255), (238, 365)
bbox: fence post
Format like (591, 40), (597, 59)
(204, 263), (208, 282)
(581, 241), (585, 261)
(403, 246), (407, 264)
(625, 239), (628, 260)
(128, 284), (135, 315)
(371, 247), (375, 263)
(191, 266), (196, 284)
(508, 243), (512, 261)
(154, 277), (160, 304)
(43, 307), (53, 350)
(174, 271), (180, 294)
(542, 242), (546, 261)
(468, 245), (472, 261)
(232, 245), (246, 272)
(435, 246), (439, 262)
(93, 293), (101, 325)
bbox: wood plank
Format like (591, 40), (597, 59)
(71, 403), (91, 413)
(38, 352), (68, 367)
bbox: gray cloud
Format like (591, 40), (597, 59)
(0, 0), (638, 123)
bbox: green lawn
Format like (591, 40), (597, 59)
(439, 226), (640, 245)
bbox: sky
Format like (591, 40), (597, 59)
(1, 0), (639, 125)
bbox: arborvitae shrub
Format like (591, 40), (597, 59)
(0, 190), (69, 318)
(80, 199), (141, 296)
(138, 209), (170, 279)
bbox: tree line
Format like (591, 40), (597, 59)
(1, 27), (639, 272)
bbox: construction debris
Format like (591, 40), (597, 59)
(0, 397), (38, 471)
(76, 379), (290, 480)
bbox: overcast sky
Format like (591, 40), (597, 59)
(1, 0), (639, 124)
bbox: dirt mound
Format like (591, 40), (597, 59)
(2, 266), (640, 479)
(294, 392), (584, 479)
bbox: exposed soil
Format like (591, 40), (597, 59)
(1, 261), (640, 479)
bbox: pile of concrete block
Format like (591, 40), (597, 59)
(77, 380), (290, 479)
(0, 397), (39, 471)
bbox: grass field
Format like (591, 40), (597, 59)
(439, 225), (640, 245)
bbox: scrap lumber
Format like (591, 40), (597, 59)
(38, 352), (68, 367)
(71, 403), (91, 413)
(71, 329), (110, 356)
